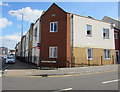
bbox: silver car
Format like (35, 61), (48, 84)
(5, 56), (15, 64)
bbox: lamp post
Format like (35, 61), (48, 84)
(11, 12), (23, 38)
(11, 12), (23, 61)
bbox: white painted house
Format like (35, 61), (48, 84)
(24, 31), (29, 62)
(32, 18), (41, 66)
(71, 14), (115, 65)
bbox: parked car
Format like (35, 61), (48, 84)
(5, 56), (15, 64)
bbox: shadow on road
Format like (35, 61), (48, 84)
(2, 58), (37, 70)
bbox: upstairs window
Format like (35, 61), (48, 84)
(30, 34), (32, 41)
(86, 25), (92, 36)
(103, 28), (109, 39)
(104, 49), (110, 59)
(50, 22), (58, 32)
(114, 33), (118, 39)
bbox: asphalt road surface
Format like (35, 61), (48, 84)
(2, 70), (119, 91)
(2, 58), (37, 70)
(1, 59), (120, 91)
(0, 58), (7, 70)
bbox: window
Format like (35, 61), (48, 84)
(103, 28), (109, 39)
(49, 47), (57, 58)
(87, 48), (92, 59)
(86, 25), (92, 36)
(50, 22), (58, 32)
(30, 34), (32, 41)
(114, 33), (118, 39)
(34, 27), (37, 40)
(104, 49), (110, 59)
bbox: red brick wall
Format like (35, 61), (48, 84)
(40, 4), (71, 67)
(114, 30), (120, 51)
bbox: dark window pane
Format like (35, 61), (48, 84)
(54, 23), (57, 32)
(51, 23), (53, 31)
(87, 30), (91, 35)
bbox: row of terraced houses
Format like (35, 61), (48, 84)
(15, 3), (120, 68)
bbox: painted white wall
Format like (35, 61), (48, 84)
(72, 15), (115, 49)
(22, 36), (26, 57)
(25, 32), (29, 57)
(32, 19), (40, 65)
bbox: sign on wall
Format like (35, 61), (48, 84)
(36, 43), (41, 49)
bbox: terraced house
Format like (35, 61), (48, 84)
(32, 19), (40, 66)
(28, 23), (34, 63)
(102, 16), (120, 64)
(15, 3), (117, 68)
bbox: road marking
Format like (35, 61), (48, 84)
(60, 88), (72, 91)
(48, 70), (118, 78)
(5, 70), (118, 78)
(2, 65), (10, 71)
(53, 88), (72, 92)
(102, 79), (120, 84)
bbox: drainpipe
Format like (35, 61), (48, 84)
(71, 14), (74, 67)
(39, 18), (42, 69)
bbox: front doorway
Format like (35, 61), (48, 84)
(116, 50), (120, 64)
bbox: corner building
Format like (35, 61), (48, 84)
(40, 3), (116, 68)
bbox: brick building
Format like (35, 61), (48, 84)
(40, 3), (116, 68)
(15, 3), (117, 68)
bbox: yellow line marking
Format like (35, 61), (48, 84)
(5, 70), (118, 78)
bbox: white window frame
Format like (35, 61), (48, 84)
(86, 25), (92, 36)
(104, 49), (110, 60)
(103, 28), (109, 39)
(50, 22), (58, 32)
(87, 48), (92, 60)
(49, 47), (57, 58)
(114, 33), (118, 39)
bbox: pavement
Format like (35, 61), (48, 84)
(3, 64), (119, 77)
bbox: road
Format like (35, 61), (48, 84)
(2, 69), (119, 91)
(1, 59), (120, 91)
(0, 58), (8, 70)
(2, 58), (37, 71)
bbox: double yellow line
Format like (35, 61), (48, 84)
(5, 70), (118, 78)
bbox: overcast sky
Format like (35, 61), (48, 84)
(0, 2), (118, 49)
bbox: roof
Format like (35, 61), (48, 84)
(45, 3), (111, 24)
(102, 16), (120, 30)
(70, 13), (111, 24)
(103, 16), (120, 22)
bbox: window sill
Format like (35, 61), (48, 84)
(104, 58), (110, 60)
(103, 37), (109, 39)
(87, 58), (93, 60)
(50, 31), (58, 33)
(86, 35), (92, 37)
(49, 57), (57, 59)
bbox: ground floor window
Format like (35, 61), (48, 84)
(49, 47), (57, 58)
(104, 49), (110, 59)
(116, 50), (120, 63)
(87, 48), (92, 60)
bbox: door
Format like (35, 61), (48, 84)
(116, 50), (119, 64)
